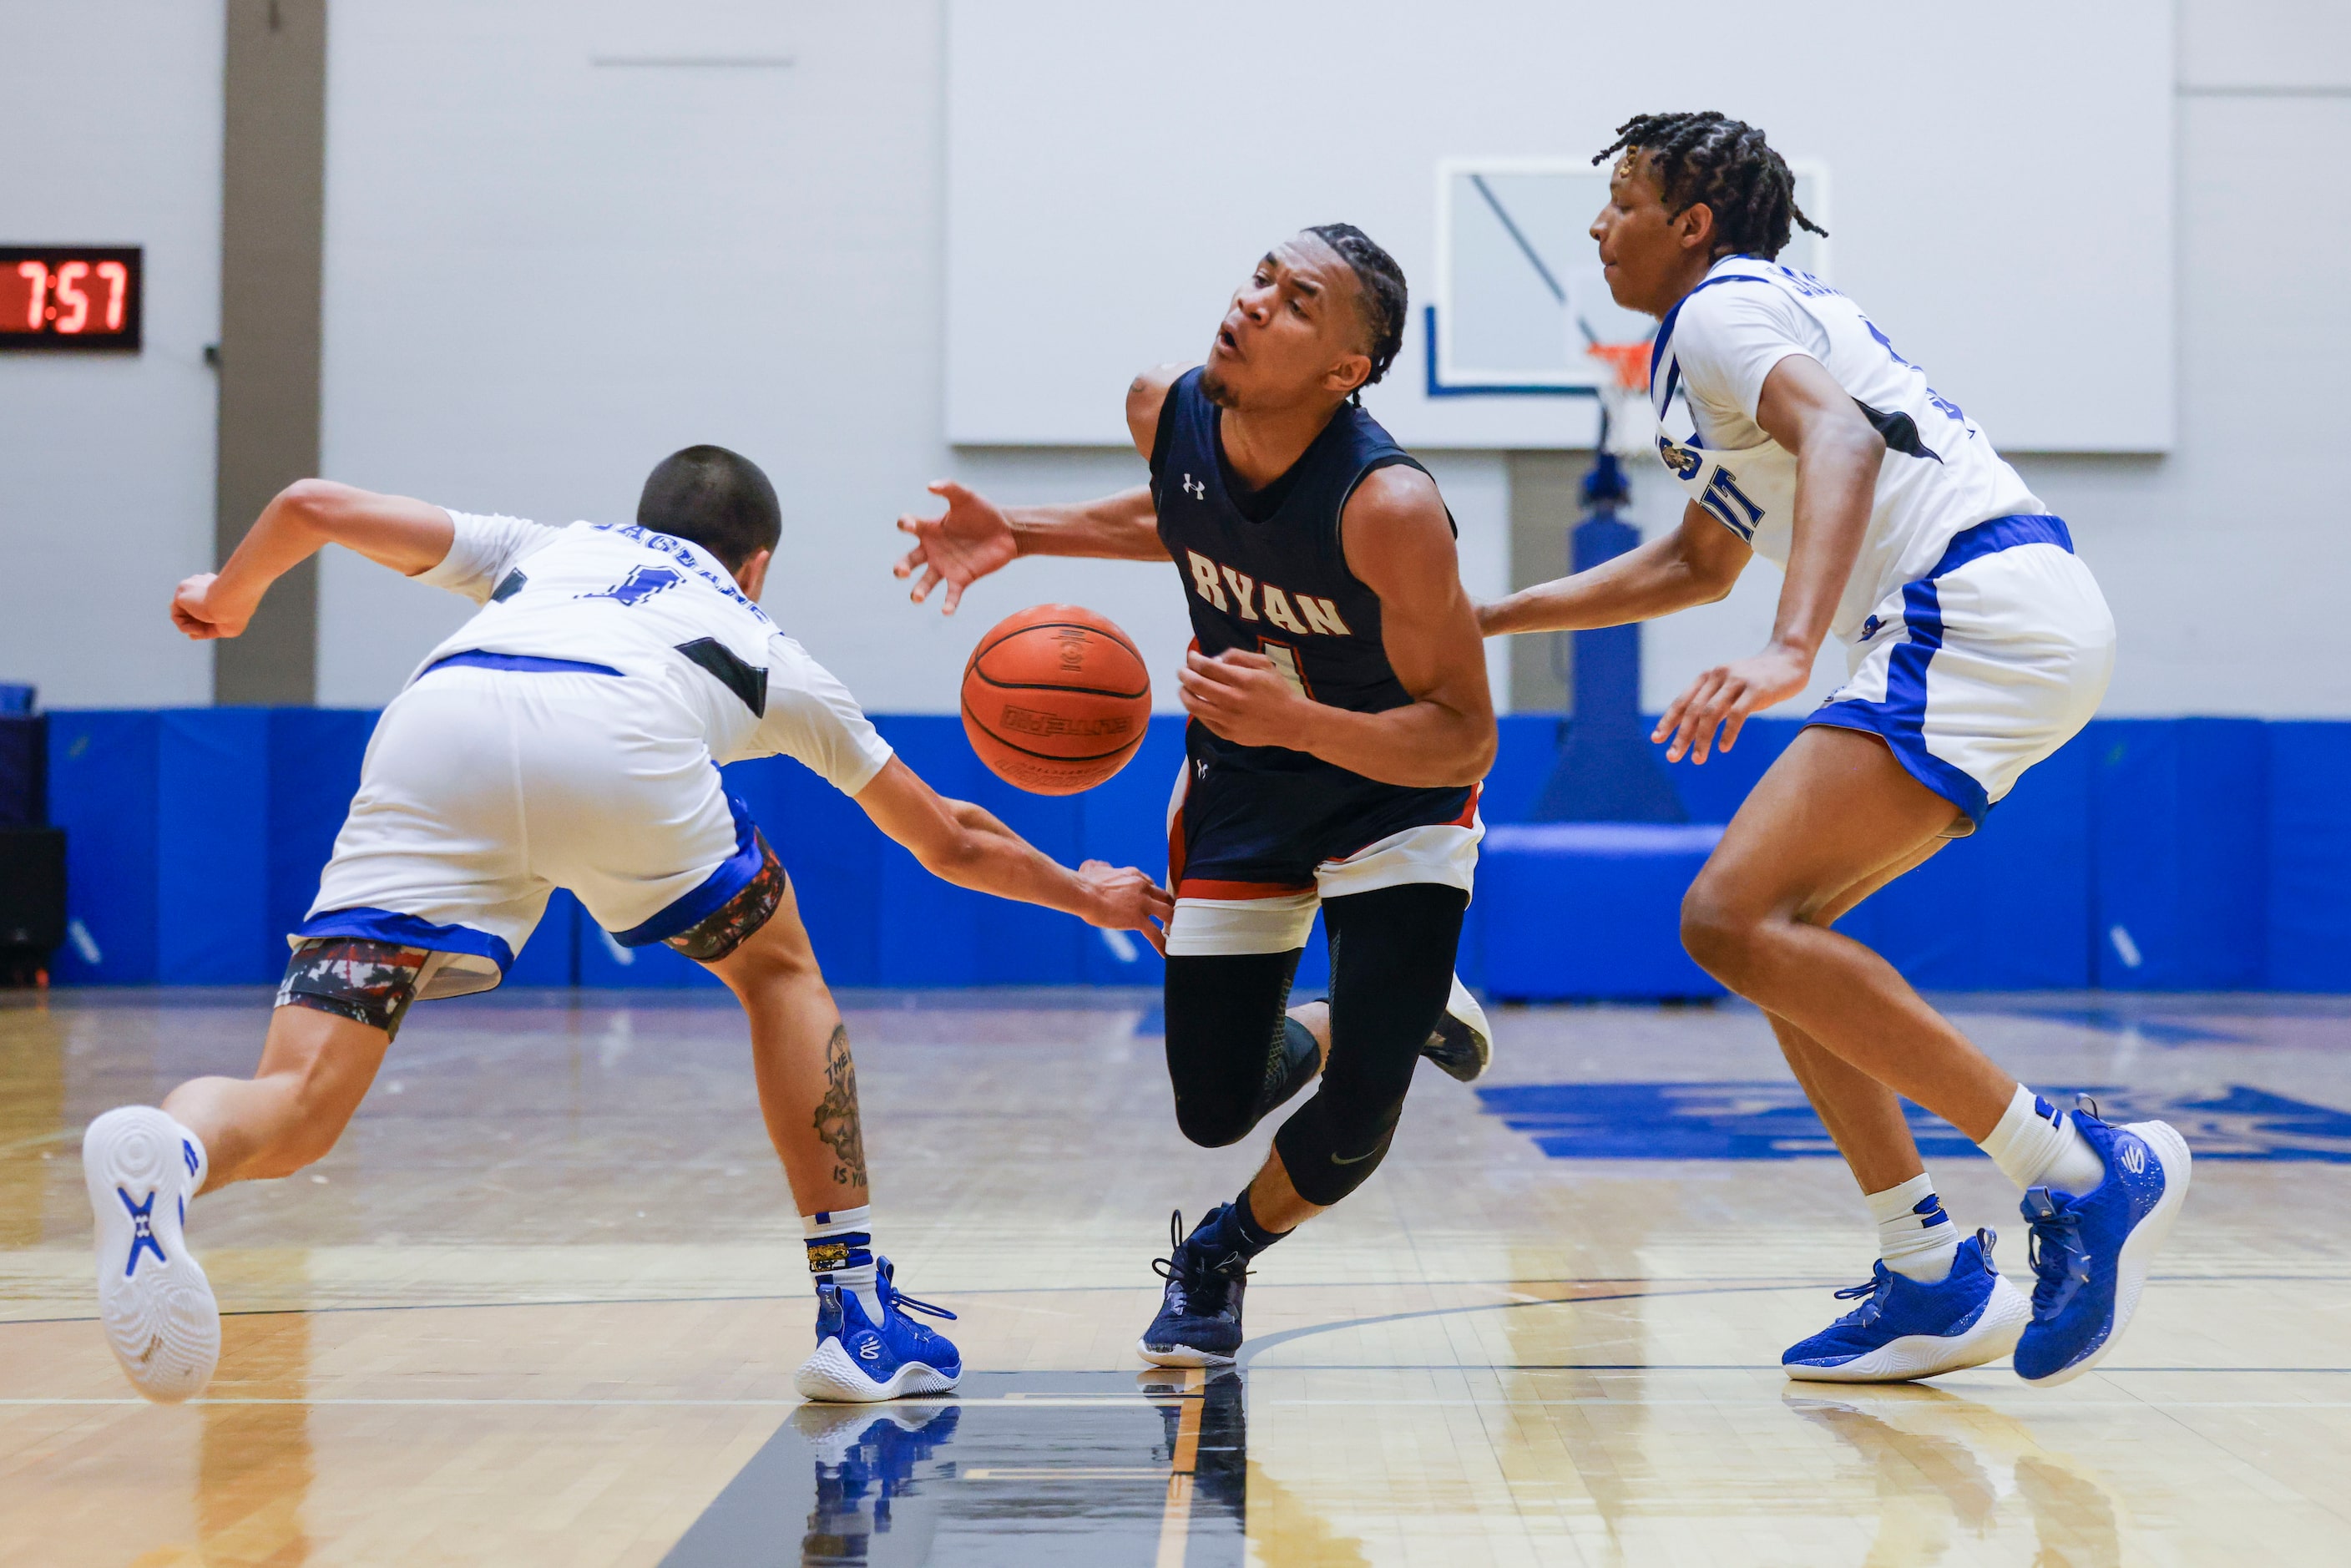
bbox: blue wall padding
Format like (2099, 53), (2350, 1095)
(267, 708), (378, 959)
(1482, 716), (1565, 823)
(2091, 719), (2269, 989)
(504, 888), (581, 985)
(48, 711), (162, 983)
(1481, 823), (1727, 999)
(577, 915), (720, 989)
(39, 707), (2351, 993)
(1842, 732), (2096, 989)
(156, 710), (273, 983)
(2265, 723), (2351, 991)
(1654, 717), (1805, 823)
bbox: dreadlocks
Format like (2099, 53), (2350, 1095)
(1592, 112), (1827, 262)
(1305, 222), (1408, 392)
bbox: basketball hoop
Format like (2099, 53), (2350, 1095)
(1585, 340), (1653, 459)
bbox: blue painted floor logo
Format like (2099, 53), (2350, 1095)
(1475, 1082), (2351, 1162)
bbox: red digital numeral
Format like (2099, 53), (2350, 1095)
(53, 260), (89, 333)
(14, 261), (43, 330)
(96, 260), (127, 331)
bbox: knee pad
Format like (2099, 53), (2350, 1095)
(665, 831), (787, 963)
(276, 938), (432, 1039)
(1272, 1091), (1403, 1206)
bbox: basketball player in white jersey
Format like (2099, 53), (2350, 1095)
(85, 446), (1170, 1405)
(1481, 114), (2190, 1386)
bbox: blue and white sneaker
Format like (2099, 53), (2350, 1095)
(83, 1105), (219, 1403)
(1138, 1209), (1249, 1368)
(2014, 1102), (2192, 1387)
(1782, 1230), (2030, 1383)
(793, 1257), (963, 1403)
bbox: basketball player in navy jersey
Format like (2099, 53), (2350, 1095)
(892, 225), (1498, 1364)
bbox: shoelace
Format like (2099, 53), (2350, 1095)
(1828, 1267), (1892, 1329)
(2023, 1190), (2091, 1320)
(1150, 1210), (1246, 1318)
(876, 1260), (958, 1323)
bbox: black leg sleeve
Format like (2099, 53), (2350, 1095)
(1271, 883), (1467, 1206)
(1162, 949), (1302, 1148)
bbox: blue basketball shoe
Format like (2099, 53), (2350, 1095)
(2014, 1103), (2192, 1387)
(1782, 1230), (2030, 1383)
(794, 1257), (963, 1402)
(1138, 1209), (1250, 1368)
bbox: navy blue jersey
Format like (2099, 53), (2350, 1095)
(1150, 369), (1456, 781)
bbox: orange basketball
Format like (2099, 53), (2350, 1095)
(960, 604), (1152, 795)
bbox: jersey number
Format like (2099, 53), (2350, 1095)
(579, 565), (684, 607)
(1698, 466), (1763, 542)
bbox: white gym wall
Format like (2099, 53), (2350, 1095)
(0, 0), (224, 708)
(3, 2), (2347, 721)
(944, 1), (2173, 454)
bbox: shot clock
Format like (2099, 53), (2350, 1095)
(0, 247), (141, 352)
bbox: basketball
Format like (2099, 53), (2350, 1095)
(960, 604), (1151, 794)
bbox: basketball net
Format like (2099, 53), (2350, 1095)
(1586, 340), (1653, 460)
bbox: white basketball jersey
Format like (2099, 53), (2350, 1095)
(412, 514), (890, 789)
(1648, 256), (2046, 640)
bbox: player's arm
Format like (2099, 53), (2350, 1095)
(891, 364), (1190, 614)
(1479, 500), (1750, 635)
(852, 756), (1173, 951)
(1177, 466), (1496, 789)
(170, 480), (455, 640)
(1654, 353), (1884, 762)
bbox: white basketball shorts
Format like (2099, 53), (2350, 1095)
(1808, 514), (2114, 834)
(301, 657), (761, 996)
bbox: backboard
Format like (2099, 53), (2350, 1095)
(1430, 158), (1828, 397)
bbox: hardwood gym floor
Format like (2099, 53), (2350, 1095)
(3, 987), (2345, 1565)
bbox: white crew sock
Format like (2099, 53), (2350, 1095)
(801, 1205), (882, 1321)
(1867, 1173), (1961, 1282)
(1977, 1084), (2105, 1196)
(177, 1122), (209, 1196)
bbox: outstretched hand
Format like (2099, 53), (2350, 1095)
(169, 574), (251, 640)
(893, 480), (1016, 615)
(1077, 859), (1174, 955)
(1652, 643), (1814, 763)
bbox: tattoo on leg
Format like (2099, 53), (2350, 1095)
(812, 1024), (867, 1189)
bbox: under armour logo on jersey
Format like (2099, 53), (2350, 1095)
(1181, 473), (1206, 500)
(579, 565), (684, 608)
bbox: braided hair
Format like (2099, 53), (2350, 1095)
(1305, 222), (1408, 396)
(1591, 112), (1826, 260)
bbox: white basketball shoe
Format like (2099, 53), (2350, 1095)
(83, 1106), (220, 1402)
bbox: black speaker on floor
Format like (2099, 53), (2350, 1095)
(0, 827), (66, 985)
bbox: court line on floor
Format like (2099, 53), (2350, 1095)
(6, 1268), (2333, 1328)
(1232, 1278), (2351, 1374)
(8, 1393), (2348, 1409)
(1240, 1363), (2351, 1374)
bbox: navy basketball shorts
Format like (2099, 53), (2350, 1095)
(1163, 743), (1483, 958)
